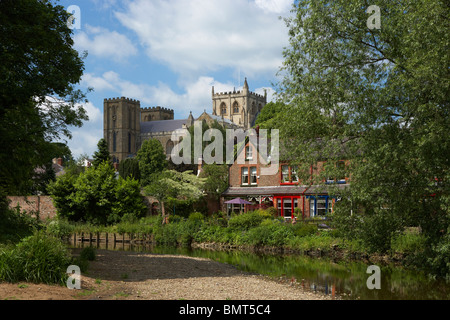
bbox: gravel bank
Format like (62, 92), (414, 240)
(0, 249), (332, 300)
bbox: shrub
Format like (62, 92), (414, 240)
(46, 219), (75, 240)
(188, 212), (204, 222)
(0, 204), (41, 244)
(0, 231), (72, 285)
(292, 222), (318, 237)
(80, 246), (96, 261)
(228, 211), (272, 231)
(244, 221), (295, 247)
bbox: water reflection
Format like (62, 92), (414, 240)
(70, 241), (450, 300)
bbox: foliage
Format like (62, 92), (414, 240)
(79, 246), (96, 262)
(198, 164), (229, 201)
(92, 138), (112, 168)
(45, 219), (75, 240)
(69, 162), (117, 225)
(119, 158), (141, 181)
(0, 201), (40, 244)
(137, 139), (167, 187)
(144, 170), (205, 218)
(277, 0), (449, 273)
(186, 120), (227, 167)
(48, 162), (146, 225)
(0, 0), (89, 196)
(0, 231), (72, 285)
(111, 177), (147, 223)
(254, 101), (287, 130)
(228, 210), (273, 231)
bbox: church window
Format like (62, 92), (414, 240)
(233, 101), (239, 114)
(113, 132), (117, 152)
(220, 102), (227, 115)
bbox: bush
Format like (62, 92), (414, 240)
(46, 219), (75, 240)
(0, 204), (41, 244)
(292, 222), (318, 237)
(228, 211), (272, 231)
(244, 221), (295, 247)
(79, 246), (96, 261)
(49, 162), (147, 226)
(188, 212), (204, 222)
(0, 231), (72, 285)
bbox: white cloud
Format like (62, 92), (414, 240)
(69, 101), (103, 159)
(255, 0), (293, 13)
(81, 71), (273, 119)
(73, 25), (138, 62)
(114, 0), (291, 79)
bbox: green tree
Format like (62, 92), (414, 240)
(119, 158), (141, 181)
(111, 177), (147, 223)
(48, 162), (146, 225)
(278, 0), (449, 266)
(92, 138), (112, 167)
(68, 162), (117, 225)
(144, 170), (205, 220)
(254, 101), (287, 130)
(0, 0), (89, 198)
(199, 164), (229, 203)
(137, 139), (167, 186)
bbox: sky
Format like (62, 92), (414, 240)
(58, 0), (294, 159)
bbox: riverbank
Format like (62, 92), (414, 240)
(0, 249), (332, 300)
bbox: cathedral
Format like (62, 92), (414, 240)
(103, 78), (267, 163)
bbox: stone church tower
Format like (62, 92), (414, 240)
(103, 97), (141, 163)
(212, 78), (267, 129)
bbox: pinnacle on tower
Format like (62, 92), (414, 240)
(243, 77), (249, 91)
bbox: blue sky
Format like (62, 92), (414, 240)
(59, 0), (293, 158)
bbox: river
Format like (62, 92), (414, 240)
(72, 241), (450, 300)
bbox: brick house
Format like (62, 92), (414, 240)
(221, 134), (350, 220)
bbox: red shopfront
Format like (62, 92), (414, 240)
(274, 196), (305, 219)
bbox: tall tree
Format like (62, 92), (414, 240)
(137, 139), (168, 187)
(118, 158), (141, 181)
(144, 170), (205, 220)
(278, 0), (449, 262)
(92, 138), (112, 167)
(0, 0), (89, 197)
(199, 164), (229, 203)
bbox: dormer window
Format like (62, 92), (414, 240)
(246, 146), (253, 160)
(281, 165), (300, 184)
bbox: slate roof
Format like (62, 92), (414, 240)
(222, 184), (350, 197)
(140, 119), (189, 134)
(222, 185), (309, 196)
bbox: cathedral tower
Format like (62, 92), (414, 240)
(211, 78), (267, 129)
(103, 97), (141, 163)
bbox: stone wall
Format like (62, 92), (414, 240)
(7, 196), (57, 220)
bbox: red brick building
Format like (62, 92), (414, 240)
(221, 136), (349, 220)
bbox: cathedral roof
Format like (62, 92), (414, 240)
(140, 119), (189, 133)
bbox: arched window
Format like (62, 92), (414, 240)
(166, 140), (174, 157)
(220, 102), (227, 115)
(233, 101), (239, 114)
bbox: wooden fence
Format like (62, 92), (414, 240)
(70, 232), (155, 249)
